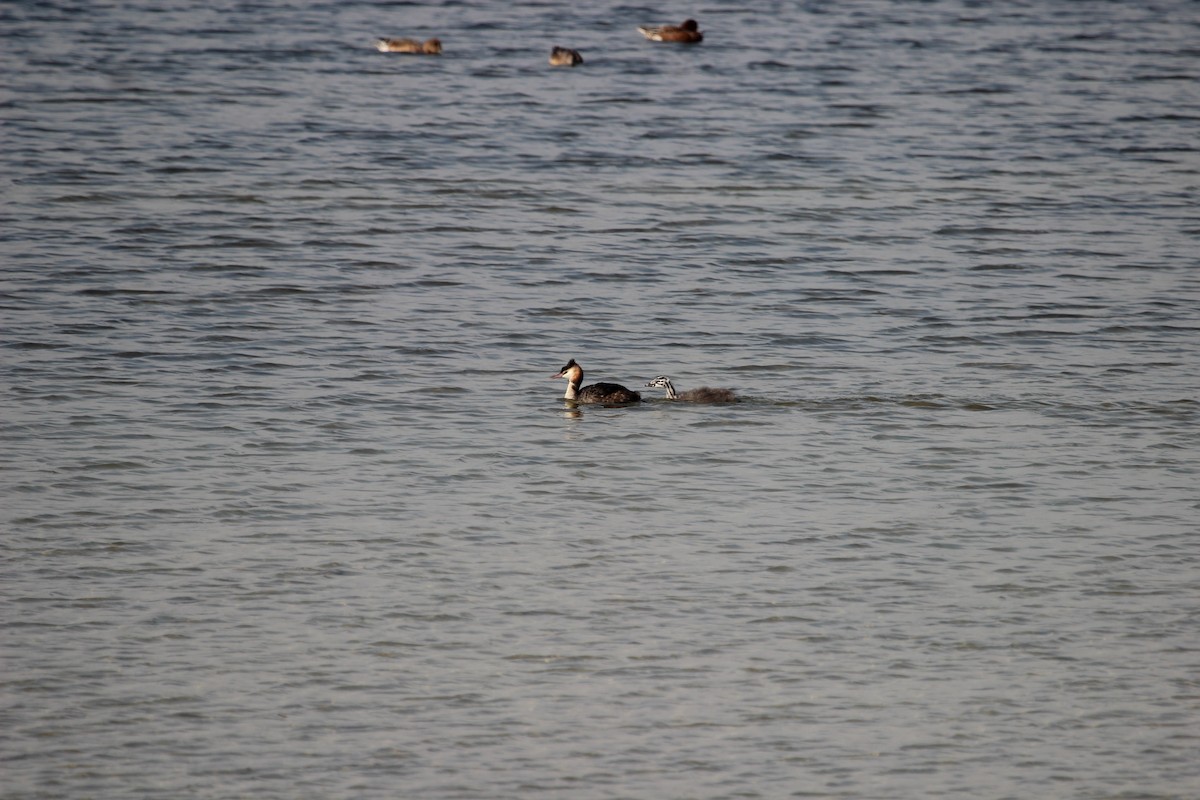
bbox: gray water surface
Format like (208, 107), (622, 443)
(3, 1), (1199, 798)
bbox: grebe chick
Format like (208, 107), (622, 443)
(645, 375), (737, 403)
(637, 19), (703, 44)
(549, 46), (584, 67)
(375, 37), (442, 54)
(553, 359), (641, 404)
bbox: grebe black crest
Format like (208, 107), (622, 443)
(644, 375), (737, 403)
(552, 359), (641, 404)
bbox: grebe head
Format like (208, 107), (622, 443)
(644, 375), (678, 399)
(680, 19), (700, 32)
(552, 359), (584, 383)
(553, 359), (586, 402)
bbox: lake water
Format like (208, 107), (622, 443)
(2, 1), (1199, 798)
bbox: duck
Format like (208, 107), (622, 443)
(553, 359), (641, 404)
(637, 19), (703, 44)
(644, 375), (737, 403)
(549, 46), (584, 67)
(375, 37), (442, 54)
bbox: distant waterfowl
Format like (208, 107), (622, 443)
(637, 19), (703, 44)
(549, 46), (584, 67)
(553, 359), (641, 404)
(375, 37), (442, 54)
(644, 375), (737, 403)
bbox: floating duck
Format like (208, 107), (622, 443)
(637, 19), (703, 44)
(375, 37), (442, 54)
(549, 46), (584, 67)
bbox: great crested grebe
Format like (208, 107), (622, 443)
(637, 19), (703, 43)
(375, 37), (442, 54)
(644, 375), (737, 403)
(553, 359), (641, 404)
(549, 46), (584, 67)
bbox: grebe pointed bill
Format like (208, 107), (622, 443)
(552, 359), (641, 405)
